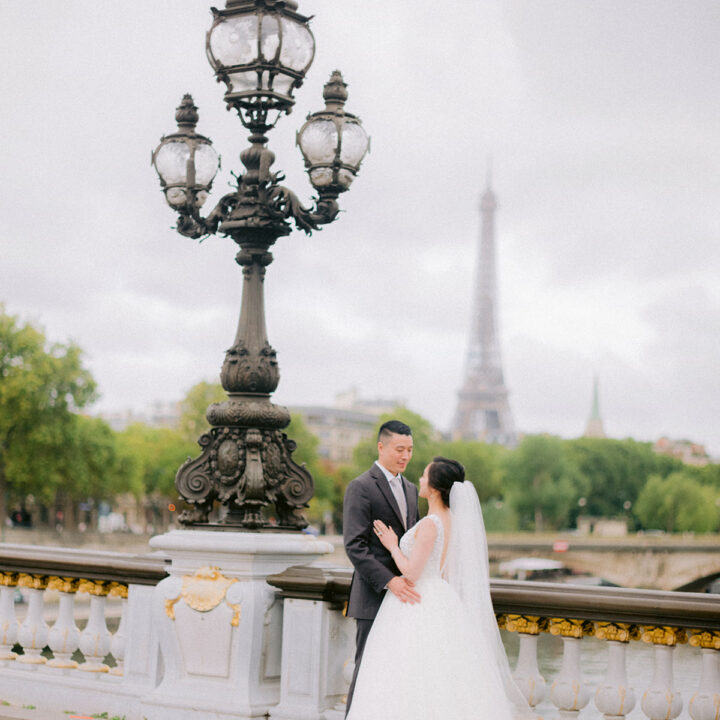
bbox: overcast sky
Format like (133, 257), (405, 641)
(1, 1), (719, 456)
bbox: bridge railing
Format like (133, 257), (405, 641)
(0, 542), (719, 720)
(267, 566), (720, 720)
(0, 543), (167, 719)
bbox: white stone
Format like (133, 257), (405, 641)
(595, 640), (636, 719)
(513, 632), (546, 708)
(688, 648), (720, 720)
(139, 530), (332, 720)
(641, 644), (682, 720)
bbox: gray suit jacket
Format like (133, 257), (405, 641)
(343, 464), (420, 620)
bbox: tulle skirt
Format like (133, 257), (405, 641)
(346, 576), (515, 720)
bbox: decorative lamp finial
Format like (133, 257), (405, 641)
(323, 71), (348, 107)
(175, 94), (199, 129)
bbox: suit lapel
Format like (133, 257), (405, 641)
(402, 476), (417, 527)
(371, 465), (406, 529)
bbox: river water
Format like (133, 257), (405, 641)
(501, 630), (701, 719)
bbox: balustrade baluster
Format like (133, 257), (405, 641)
(46, 577), (80, 669)
(109, 583), (128, 676)
(594, 623), (638, 720)
(16, 574), (49, 664)
(548, 618), (592, 719)
(78, 580), (111, 673)
(640, 626), (685, 720)
(688, 631), (720, 720)
(0, 574), (19, 661)
(502, 614), (547, 709)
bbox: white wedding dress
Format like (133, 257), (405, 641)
(346, 509), (518, 720)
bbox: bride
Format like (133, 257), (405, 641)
(346, 457), (531, 720)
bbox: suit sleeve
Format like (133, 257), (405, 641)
(413, 484), (420, 525)
(344, 479), (396, 593)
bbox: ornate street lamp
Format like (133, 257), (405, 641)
(152, 0), (368, 531)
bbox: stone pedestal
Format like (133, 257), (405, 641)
(140, 530), (332, 720)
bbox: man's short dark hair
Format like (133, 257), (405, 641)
(378, 420), (412, 443)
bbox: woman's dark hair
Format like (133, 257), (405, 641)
(427, 456), (465, 507)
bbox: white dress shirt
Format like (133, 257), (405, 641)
(375, 461), (408, 529)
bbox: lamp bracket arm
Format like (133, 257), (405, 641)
(175, 192), (238, 240)
(264, 183), (339, 235)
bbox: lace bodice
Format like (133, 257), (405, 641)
(399, 514), (445, 581)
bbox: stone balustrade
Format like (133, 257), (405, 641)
(268, 567), (720, 720)
(0, 543), (167, 719)
(0, 539), (718, 720)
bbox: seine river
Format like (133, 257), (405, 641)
(501, 630), (701, 719)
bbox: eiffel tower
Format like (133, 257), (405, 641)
(453, 179), (516, 445)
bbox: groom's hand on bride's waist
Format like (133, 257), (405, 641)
(387, 576), (421, 604)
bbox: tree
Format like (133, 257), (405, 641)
(504, 435), (588, 532)
(0, 307), (96, 522)
(437, 439), (506, 503)
(566, 437), (681, 524)
(635, 472), (719, 533)
(115, 423), (194, 499)
(286, 414), (339, 527)
(178, 381), (226, 442)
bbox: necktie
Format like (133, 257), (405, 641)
(390, 475), (408, 529)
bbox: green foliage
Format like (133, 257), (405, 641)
(115, 423), (195, 499)
(0, 306), (97, 517)
(438, 439), (507, 502)
(565, 437), (682, 524)
(635, 472), (719, 533)
(178, 381), (225, 443)
(504, 434), (588, 531)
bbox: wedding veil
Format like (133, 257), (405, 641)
(445, 481), (533, 719)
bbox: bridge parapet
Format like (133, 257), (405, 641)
(0, 542), (718, 720)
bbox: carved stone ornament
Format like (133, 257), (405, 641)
(503, 614), (548, 636)
(164, 566), (240, 627)
(549, 618), (595, 638)
(77, 580), (110, 596)
(47, 577), (80, 594)
(17, 574), (48, 590)
(641, 625), (688, 646)
(595, 622), (640, 643)
(689, 630), (720, 650)
(0, 572), (17, 587)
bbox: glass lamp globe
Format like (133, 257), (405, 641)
(152, 95), (219, 210)
(206, 1), (315, 126)
(297, 71), (369, 195)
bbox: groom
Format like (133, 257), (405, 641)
(343, 419), (420, 713)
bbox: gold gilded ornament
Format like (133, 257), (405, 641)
(108, 582), (128, 599)
(689, 630), (720, 650)
(505, 615), (548, 635)
(47, 576), (79, 594)
(17, 573), (48, 590)
(164, 566), (240, 626)
(0, 572), (17, 587)
(549, 618), (594, 638)
(77, 579), (110, 596)
(641, 626), (687, 646)
(595, 622), (639, 643)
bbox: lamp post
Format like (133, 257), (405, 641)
(152, 0), (369, 531)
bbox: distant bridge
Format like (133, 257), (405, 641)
(487, 537), (720, 591)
